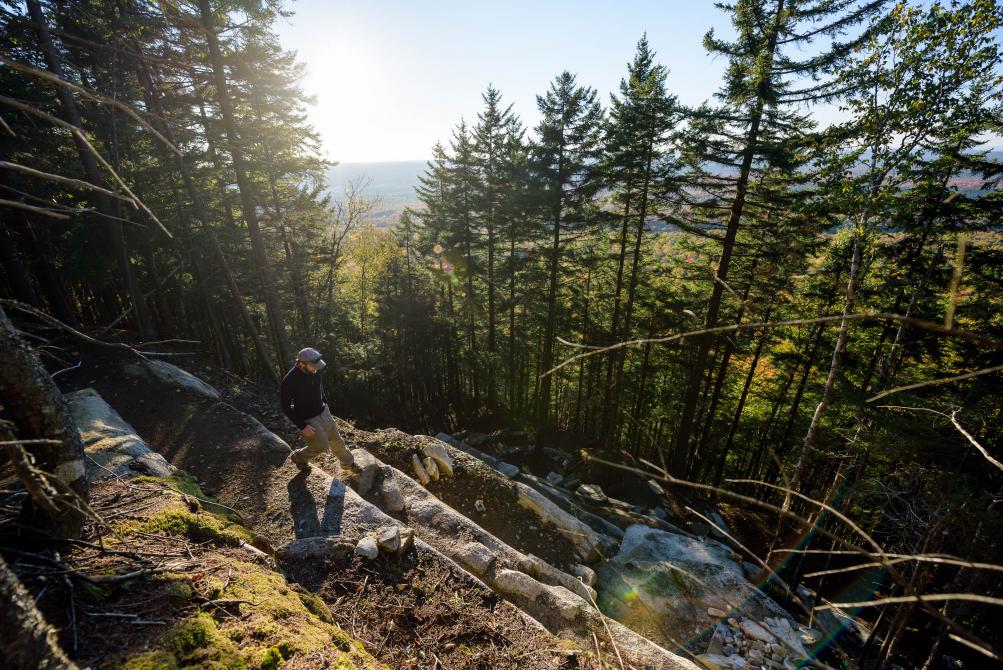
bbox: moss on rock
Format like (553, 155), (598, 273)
(135, 505), (252, 547)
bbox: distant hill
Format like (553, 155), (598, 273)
(325, 151), (1002, 228)
(326, 160), (428, 226)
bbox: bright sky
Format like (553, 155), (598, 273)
(271, 1), (872, 163)
(273, 1), (748, 163)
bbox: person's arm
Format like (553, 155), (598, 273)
(280, 376), (308, 429)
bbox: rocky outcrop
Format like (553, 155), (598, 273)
(67, 388), (174, 479)
(596, 524), (794, 652)
(122, 359), (220, 400)
(342, 446), (698, 670)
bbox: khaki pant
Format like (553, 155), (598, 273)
(291, 406), (354, 466)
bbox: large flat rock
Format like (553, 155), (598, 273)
(67, 387), (174, 480)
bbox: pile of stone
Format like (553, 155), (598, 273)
(353, 525), (416, 560)
(350, 448), (407, 513)
(411, 440), (455, 484)
(697, 615), (821, 670)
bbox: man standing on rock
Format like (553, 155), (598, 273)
(280, 347), (356, 473)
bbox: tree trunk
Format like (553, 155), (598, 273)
(0, 554), (78, 669)
(26, 0), (153, 340)
(133, 52), (279, 382)
(788, 229), (863, 510)
(673, 0), (786, 475)
(536, 149), (565, 452)
(599, 182), (633, 443)
(0, 305), (88, 539)
(197, 0), (292, 366)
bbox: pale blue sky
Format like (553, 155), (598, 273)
(273, 1), (754, 162)
(270, 1), (882, 163)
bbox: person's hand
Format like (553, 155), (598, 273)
(302, 425), (316, 438)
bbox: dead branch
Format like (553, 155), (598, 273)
(867, 363), (1003, 403)
(0, 198), (70, 220)
(0, 160), (132, 202)
(0, 58), (180, 156)
(0, 300), (188, 359)
(579, 451), (1001, 661)
(0, 95), (170, 238)
(876, 405), (1003, 472)
(541, 312), (1003, 379)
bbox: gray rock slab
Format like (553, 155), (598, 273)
(350, 448), (380, 495)
(67, 388), (174, 480)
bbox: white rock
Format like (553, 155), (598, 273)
(67, 388), (174, 480)
(739, 620), (777, 645)
(697, 654), (746, 670)
(708, 607), (727, 618)
(123, 359), (220, 399)
(397, 528), (415, 556)
(494, 569), (542, 600)
(423, 456), (440, 480)
(474, 499), (486, 512)
(515, 482), (606, 563)
(571, 563), (597, 588)
(421, 441), (454, 478)
(350, 448), (380, 495)
(377, 526), (401, 553)
(497, 461), (520, 479)
(354, 536), (378, 559)
(380, 471), (406, 512)
(457, 542), (495, 574)
(546, 471), (564, 486)
(576, 483), (608, 503)
(412, 453), (431, 485)
(764, 617), (808, 658)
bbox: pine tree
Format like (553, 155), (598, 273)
(670, 0), (886, 478)
(530, 71), (603, 446)
(598, 34), (680, 447)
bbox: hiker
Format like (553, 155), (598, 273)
(280, 347), (357, 472)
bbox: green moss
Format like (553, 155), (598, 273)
(121, 650), (178, 670)
(259, 647), (285, 670)
(164, 613), (245, 669)
(136, 505), (252, 547)
(156, 574), (194, 603)
(133, 472), (206, 498)
(293, 584), (334, 623)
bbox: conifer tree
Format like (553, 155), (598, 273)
(670, 0), (886, 477)
(530, 71), (603, 445)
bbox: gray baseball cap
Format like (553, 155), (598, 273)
(296, 347), (326, 370)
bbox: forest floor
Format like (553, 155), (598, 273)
(0, 343), (594, 669)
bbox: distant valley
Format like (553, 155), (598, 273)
(326, 160), (427, 226)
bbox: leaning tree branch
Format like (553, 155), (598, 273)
(0, 160), (133, 202)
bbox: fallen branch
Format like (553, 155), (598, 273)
(0, 95), (170, 238)
(0, 59), (180, 156)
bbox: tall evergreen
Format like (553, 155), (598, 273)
(598, 34), (679, 447)
(530, 71), (604, 446)
(670, 0), (886, 477)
